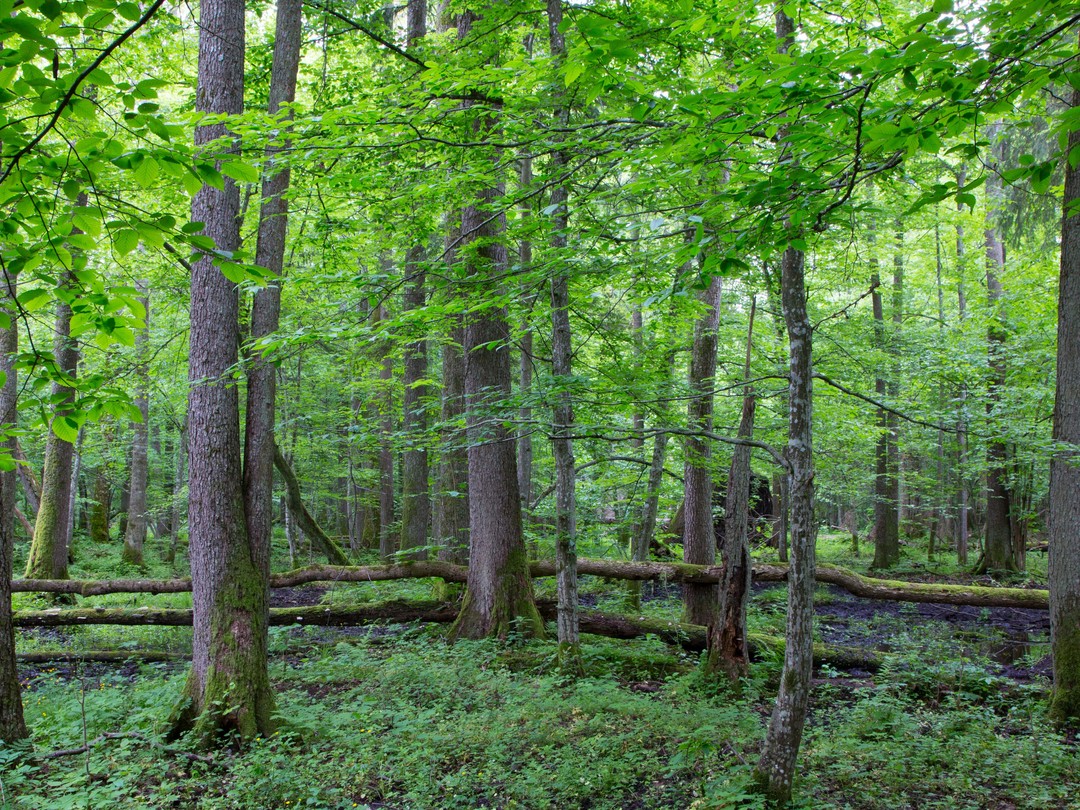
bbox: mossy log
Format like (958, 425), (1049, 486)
(17, 650), (184, 663)
(12, 600), (880, 671)
(13, 559), (1049, 610)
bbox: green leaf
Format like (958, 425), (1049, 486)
(16, 288), (49, 312)
(221, 160), (260, 184)
(564, 61), (585, 87)
(52, 415), (79, 444)
(113, 228), (140, 256)
(133, 156), (160, 188)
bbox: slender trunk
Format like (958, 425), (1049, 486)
(683, 275), (722, 625)
(166, 425), (186, 565)
(932, 221), (946, 560)
(67, 429), (84, 559)
(169, 0), (274, 744)
(0, 268), (27, 742)
(123, 282), (151, 567)
(376, 294), (396, 561)
(449, 7), (542, 640)
(981, 136), (1015, 573)
(25, 231), (81, 580)
(756, 9), (815, 803)
(763, 263), (789, 562)
(435, 311), (469, 565)
(517, 159), (535, 519)
(710, 298), (756, 681)
(956, 173), (970, 565)
(273, 445), (350, 565)
(15, 440), (39, 521)
(244, 0), (302, 583)
(870, 221), (899, 569)
(1049, 67), (1080, 726)
(399, 243), (430, 559)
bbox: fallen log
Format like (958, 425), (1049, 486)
(18, 650), (184, 664)
(273, 445), (351, 566)
(12, 559), (1050, 610)
(13, 600), (881, 671)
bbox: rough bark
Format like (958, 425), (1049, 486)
(170, 0), (275, 745)
(449, 8), (542, 640)
(244, 0), (302, 585)
(399, 245), (430, 560)
(273, 445), (350, 566)
(24, 224), (82, 580)
(1049, 70), (1080, 727)
(710, 298), (756, 681)
(122, 282), (150, 567)
(0, 270), (27, 743)
(683, 275), (722, 625)
(870, 223), (899, 569)
(546, 0), (580, 671)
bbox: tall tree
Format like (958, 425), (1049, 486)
(683, 274), (722, 625)
(1048, 69), (1080, 727)
(870, 219), (900, 569)
(0, 273), (27, 743)
(450, 7), (543, 640)
(244, 0), (303, 577)
(755, 7), (816, 802)
(122, 282), (150, 567)
(170, 0), (275, 743)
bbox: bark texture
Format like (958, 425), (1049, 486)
(171, 0), (275, 745)
(1049, 71), (1080, 726)
(449, 9), (542, 640)
(244, 0), (302, 582)
(0, 272), (26, 742)
(122, 282), (150, 567)
(683, 276), (722, 625)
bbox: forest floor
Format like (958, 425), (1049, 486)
(4, 534), (1077, 809)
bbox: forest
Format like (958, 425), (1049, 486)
(0, 0), (1078, 807)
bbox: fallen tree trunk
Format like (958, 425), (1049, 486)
(273, 444), (351, 566)
(17, 650), (184, 664)
(14, 600), (880, 671)
(13, 559), (1049, 610)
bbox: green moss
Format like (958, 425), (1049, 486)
(1050, 618), (1080, 728)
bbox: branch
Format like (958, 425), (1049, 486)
(814, 372), (960, 434)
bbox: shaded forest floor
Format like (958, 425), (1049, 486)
(4, 534), (1076, 809)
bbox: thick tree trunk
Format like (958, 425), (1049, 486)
(1049, 71), (1080, 727)
(710, 298), (756, 681)
(449, 8), (542, 640)
(0, 272), (27, 743)
(683, 276), (722, 625)
(170, 0), (275, 745)
(25, 214), (82, 580)
(273, 445), (350, 566)
(122, 283), (151, 567)
(244, 0), (302, 584)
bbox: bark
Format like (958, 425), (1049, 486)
(122, 282), (150, 567)
(517, 159), (535, 519)
(0, 270), (26, 742)
(15, 440), (39, 520)
(1049, 69), (1080, 727)
(244, 0), (302, 585)
(981, 175), (1015, 573)
(956, 173), (971, 565)
(89, 464), (111, 544)
(546, 0), (580, 671)
(710, 298), (756, 681)
(870, 223), (899, 569)
(376, 296), (396, 561)
(683, 275), (722, 625)
(399, 245), (431, 559)
(435, 319), (469, 565)
(170, 0), (275, 745)
(273, 445), (350, 566)
(449, 8), (542, 641)
(24, 219), (82, 579)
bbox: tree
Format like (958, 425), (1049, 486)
(1049, 62), (1080, 727)
(170, 0), (274, 743)
(122, 282), (150, 567)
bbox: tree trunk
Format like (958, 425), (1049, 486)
(683, 275), (722, 625)
(449, 8), (542, 640)
(25, 252), (81, 580)
(15, 440), (39, 521)
(169, 0), (275, 744)
(710, 298), (756, 681)
(1049, 69), (1080, 727)
(0, 271), (27, 743)
(244, 0), (302, 585)
(546, 0), (580, 672)
(870, 220), (899, 569)
(376, 295), (396, 561)
(755, 15), (815, 799)
(517, 159), (535, 520)
(399, 244), (431, 560)
(956, 175), (970, 565)
(122, 282), (151, 567)
(166, 424), (186, 565)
